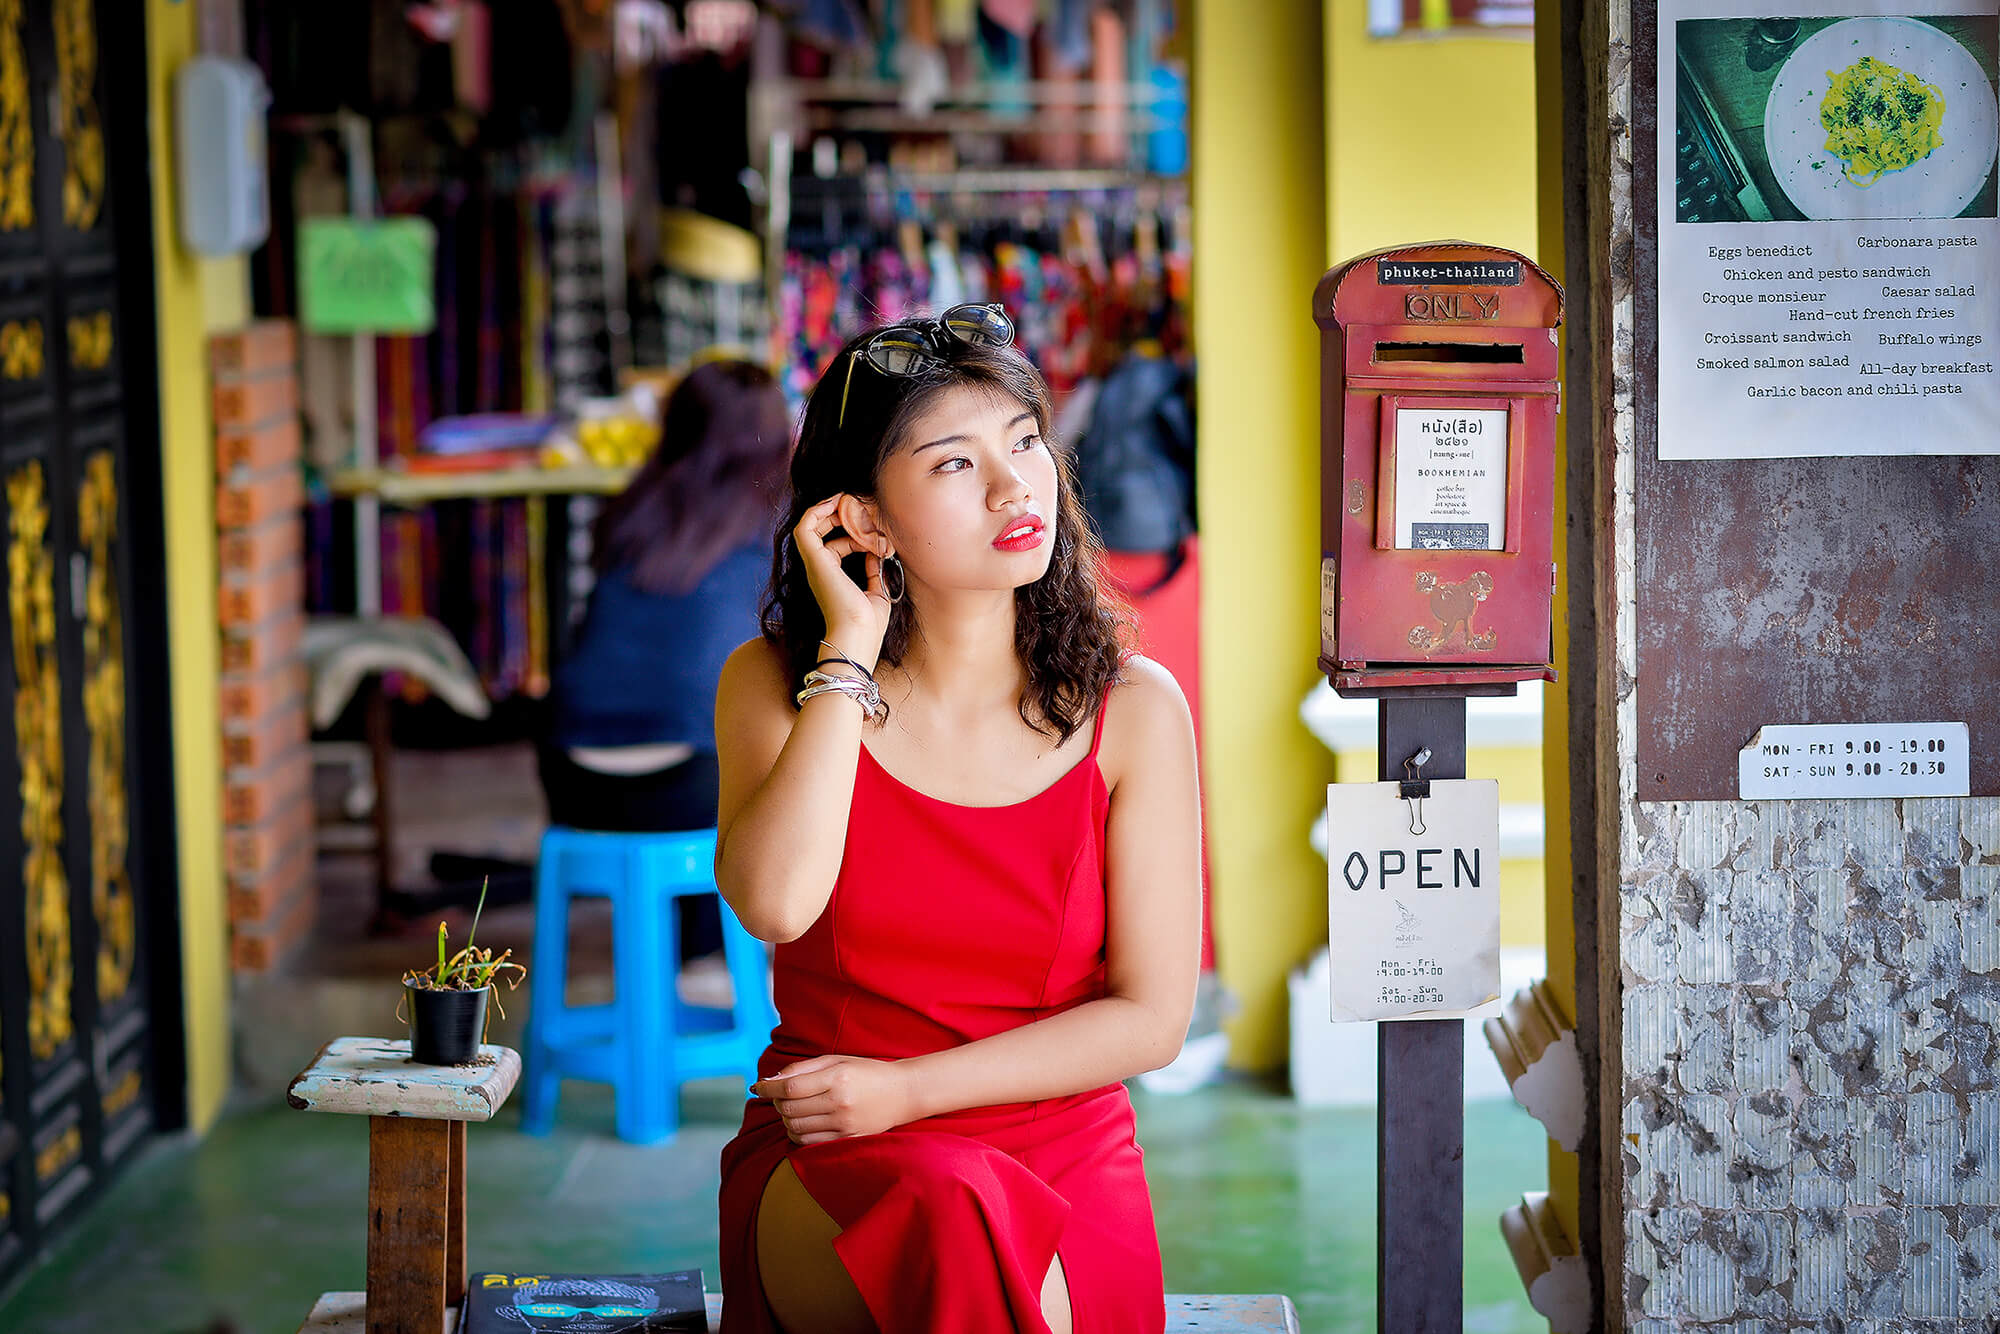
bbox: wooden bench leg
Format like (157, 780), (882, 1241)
(447, 1120), (467, 1309)
(367, 1116), (451, 1334)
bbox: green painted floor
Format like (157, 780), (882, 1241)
(0, 1078), (1549, 1334)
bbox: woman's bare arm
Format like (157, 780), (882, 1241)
(713, 637), (867, 943)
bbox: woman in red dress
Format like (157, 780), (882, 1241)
(712, 305), (1202, 1334)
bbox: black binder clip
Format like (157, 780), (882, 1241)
(1400, 748), (1432, 835)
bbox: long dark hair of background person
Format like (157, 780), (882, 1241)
(594, 358), (795, 594)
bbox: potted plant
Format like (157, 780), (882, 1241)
(398, 879), (527, 1065)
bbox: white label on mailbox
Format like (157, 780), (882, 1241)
(1738, 723), (1969, 800)
(1394, 407), (1508, 550)
(1325, 779), (1500, 1024)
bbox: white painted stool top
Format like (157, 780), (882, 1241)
(286, 1037), (521, 1122)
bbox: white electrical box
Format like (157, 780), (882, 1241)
(175, 55), (271, 257)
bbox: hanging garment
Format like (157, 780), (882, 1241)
(716, 690), (1166, 1333)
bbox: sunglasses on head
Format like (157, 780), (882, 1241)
(837, 303), (1017, 429)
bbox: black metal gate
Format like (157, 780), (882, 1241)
(0, 0), (180, 1289)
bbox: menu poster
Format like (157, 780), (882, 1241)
(1657, 0), (2000, 458)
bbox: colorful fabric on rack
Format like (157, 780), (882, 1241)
(777, 195), (1190, 418)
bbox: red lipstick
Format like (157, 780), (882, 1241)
(993, 514), (1047, 552)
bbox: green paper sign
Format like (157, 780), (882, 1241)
(298, 217), (437, 334)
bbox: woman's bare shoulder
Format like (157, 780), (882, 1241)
(718, 636), (794, 712)
(1099, 655), (1194, 786)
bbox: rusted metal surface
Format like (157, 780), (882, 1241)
(1633, 456), (1998, 800)
(1314, 243), (1562, 691)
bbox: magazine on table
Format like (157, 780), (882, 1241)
(461, 1270), (707, 1331)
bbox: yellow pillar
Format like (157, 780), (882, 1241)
(1193, 0), (1330, 1070)
(1534, 0), (1583, 1249)
(147, 0), (239, 1133)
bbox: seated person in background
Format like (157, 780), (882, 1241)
(541, 358), (794, 963)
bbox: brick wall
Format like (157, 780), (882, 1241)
(212, 322), (315, 974)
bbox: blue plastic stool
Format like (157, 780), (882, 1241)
(520, 827), (776, 1145)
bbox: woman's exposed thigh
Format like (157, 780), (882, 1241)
(754, 1151), (1073, 1333)
(755, 1158), (877, 1334)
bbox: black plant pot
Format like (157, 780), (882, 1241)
(404, 982), (491, 1065)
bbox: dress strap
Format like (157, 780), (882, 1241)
(1087, 679), (1115, 761)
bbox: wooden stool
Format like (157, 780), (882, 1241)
(288, 1036), (521, 1334)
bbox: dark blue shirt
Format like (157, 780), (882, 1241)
(550, 541), (769, 751)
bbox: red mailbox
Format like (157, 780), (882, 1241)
(1314, 241), (1564, 693)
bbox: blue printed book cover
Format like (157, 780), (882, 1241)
(462, 1270), (707, 1331)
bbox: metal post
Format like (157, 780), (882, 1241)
(342, 111), (380, 618)
(1376, 694), (1467, 1333)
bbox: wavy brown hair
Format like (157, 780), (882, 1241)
(761, 323), (1129, 744)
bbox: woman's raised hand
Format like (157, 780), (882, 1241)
(793, 495), (892, 671)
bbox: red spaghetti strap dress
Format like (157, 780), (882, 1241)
(716, 690), (1165, 1334)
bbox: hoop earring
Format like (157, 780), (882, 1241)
(881, 553), (906, 605)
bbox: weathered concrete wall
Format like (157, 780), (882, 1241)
(1593, 0), (2000, 1323)
(1619, 801), (2000, 1326)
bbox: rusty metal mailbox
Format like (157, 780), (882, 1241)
(1314, 241), (1564, 693)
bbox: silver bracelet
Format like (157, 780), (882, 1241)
(796, 671), (884, 721)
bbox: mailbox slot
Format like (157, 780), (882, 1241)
(1345, 323), (1559, 387)
(1373, 342), (1525, 365)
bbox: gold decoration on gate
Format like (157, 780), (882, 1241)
(80, 452), (132, 1004)
(68, 310), (110, 371)
(34, 1125), (79, 1182)
(0, 0), (30, 231)
(10, 460), (74, 1060)
(1, 318), (43, 380)
(101, 1066), (140, 1121)
(53, 0), (102, 230)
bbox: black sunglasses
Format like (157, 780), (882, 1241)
(837, 303), (1017, 428)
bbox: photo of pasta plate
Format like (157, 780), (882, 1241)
(1764, 15), (1998, 219)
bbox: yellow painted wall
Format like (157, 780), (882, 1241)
(148, 0), (240, 1134)
(1192, 0), (1331, 1071)
(1323, 0), (1540, 263)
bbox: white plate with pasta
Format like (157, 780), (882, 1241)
(1764, 15), (1998, 219)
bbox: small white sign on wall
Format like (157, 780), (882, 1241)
(1324, 779), (1501, 1023)
(1738, 722), (1969, 799)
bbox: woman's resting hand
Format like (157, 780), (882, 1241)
(753, 1054), (914, 1146)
